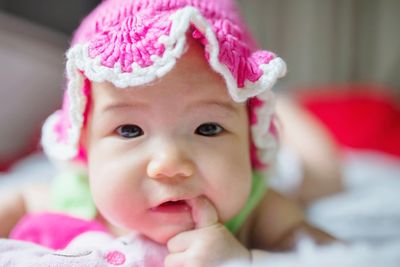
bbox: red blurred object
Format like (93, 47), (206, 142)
(297, 84), (400, 157)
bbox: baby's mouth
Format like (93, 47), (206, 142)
(150, 200), (191, 213)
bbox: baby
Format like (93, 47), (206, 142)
(1, 0), (334, 265)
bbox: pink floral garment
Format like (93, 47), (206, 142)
(3, 212), (167, 266)
(1, 231), (167, 266)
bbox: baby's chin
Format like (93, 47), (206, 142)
(145, 222), (195, 244)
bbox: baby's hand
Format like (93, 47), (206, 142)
(165, 197), (251, 267)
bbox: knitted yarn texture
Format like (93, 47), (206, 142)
(41, 0), (286, 170)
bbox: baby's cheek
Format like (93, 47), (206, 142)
(88, 168), (122, 212)
(218, 181), (252, 222)
(92, 187), (133, 229)
(94, 181), (145, 228)
(207, 167), (252, 222)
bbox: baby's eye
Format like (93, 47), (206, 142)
(195, 123), (224, 137)
(116, 124), (144, 138)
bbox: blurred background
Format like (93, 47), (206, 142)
(238, 0), (400, 90)
(0, 0), (399, 170)
(1, 0), (399, 89)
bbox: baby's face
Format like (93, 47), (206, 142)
(83, 40), (252, 244)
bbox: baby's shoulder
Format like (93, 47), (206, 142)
(246, 189), (305, 249)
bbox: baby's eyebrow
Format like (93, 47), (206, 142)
(188, 100), (241, 116)
(101, 102), (149, 113)
(100, 100), (241, 116)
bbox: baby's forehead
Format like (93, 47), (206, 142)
(90, 78), (244, 113)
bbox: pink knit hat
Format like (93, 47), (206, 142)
(41, 0), (286, 170)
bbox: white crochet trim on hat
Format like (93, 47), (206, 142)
(42, 111), (76, 159)
(251, 89), (279, 165)
(42, 6), (286, 164)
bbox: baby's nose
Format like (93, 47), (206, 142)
(146, 140), (195, 180)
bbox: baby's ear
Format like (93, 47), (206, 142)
(79, 79), (93, 155)
(78, 123), (89, 155)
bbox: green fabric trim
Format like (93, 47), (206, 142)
(224, 172), (266, 233)
(51, 171), (97, 220)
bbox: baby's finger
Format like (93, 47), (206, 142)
(164, 252), (185, 267)
(167, 231), (191, 253)
(188, 196), (218, 229)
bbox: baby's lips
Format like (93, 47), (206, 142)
(187, 196), (218, 229)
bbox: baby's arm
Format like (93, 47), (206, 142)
(165, 192), (334, 266)
(249, 189), (335, 251)
(0, 187), (26, 237)
(276, 95), (343, 204)
(0, 183), (51, 237)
